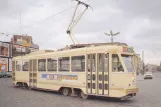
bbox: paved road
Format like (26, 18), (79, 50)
(0, 73), (161, 107)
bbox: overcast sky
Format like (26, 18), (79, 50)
(0, 0), (161, 65)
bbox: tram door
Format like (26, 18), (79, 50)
(97, 53), (109, 95)
(29, 59), (37, 88)
(87, 54), (96, 94)
(86, 53), (109, 95)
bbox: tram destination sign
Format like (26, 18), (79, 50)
(123, 47), (134, 53)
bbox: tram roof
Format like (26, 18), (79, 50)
(13, 42), (133, 59)
(69, 42), (128, 48)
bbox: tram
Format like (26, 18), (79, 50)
(12, 43), (139, 100)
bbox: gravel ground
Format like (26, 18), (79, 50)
(0, 72), (161, 107)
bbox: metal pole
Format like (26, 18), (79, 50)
(20, 12), (22, 35)
(111, 34), (113, 43)
(105, 31), (120, 44)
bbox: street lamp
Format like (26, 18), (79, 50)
(104, 30), (120, 43)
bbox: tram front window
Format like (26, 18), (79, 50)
(112, 54), (124, 72)
(122, 55), (134, 72)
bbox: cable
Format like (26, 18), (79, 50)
(0, 5), (76, 48)
(2, 5), (77, 51)
(25, 5), (77, 48)
(13, 5), (77, 33)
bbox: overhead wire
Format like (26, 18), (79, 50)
(1, 0), (91, 35)
(5, 3), (87, 50)
(0, 5), (77, 50)
(2, 2), (91, 52)
(13, 5), (77, 34)
(28, 1), (91, 48)
(7, 5), (77, 50)
(25, 5), (77, 48)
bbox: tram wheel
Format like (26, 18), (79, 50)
(16, 82), (21, 88)
(23, 83), (28, 89)
(62, 88), (70, 96)
(80, 91), (88, 99)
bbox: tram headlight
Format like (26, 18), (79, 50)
(132, 77), (134, 80)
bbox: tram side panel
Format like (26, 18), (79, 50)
(110, 73), (137, 97)
(15, 72), (29, 84)
(35, 57), (87, 93)
(109, 53), (138, 98)
(13, 57), (87, 93)
(36, 72), (86, 92)
(13, 60), (30, 86)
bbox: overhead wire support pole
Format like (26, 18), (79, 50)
(67, 0), (91, 45)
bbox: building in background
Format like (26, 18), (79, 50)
(29, 43), (39, 52)
(133, 53), (143, 75)
(0, 35), (39, 77)
(0, 41), (12, 77)
(12, 35), (32, 47)
(157, 62), (161, 71)
(11, 35), (39, 57)
(144, 64), (158, 72)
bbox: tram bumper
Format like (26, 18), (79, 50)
(120, 88), (139, 100)
(126, 88), (139, 94)
(126, 88), (138, 97)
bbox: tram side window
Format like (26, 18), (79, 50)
(98, 53), (109, 72)
(98, 54), (103, 72)
(112, 54), (124, 72)
(88, 54), (96, 72)
(47, 58), (57, 71)
(92, 54), (96, 72)
(71, 56), (85, 72)
(22, 60), (29, 71)
(58, 57), (70, 72)
(16, 60), (22, 71)
(38, 59), (46, 72)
